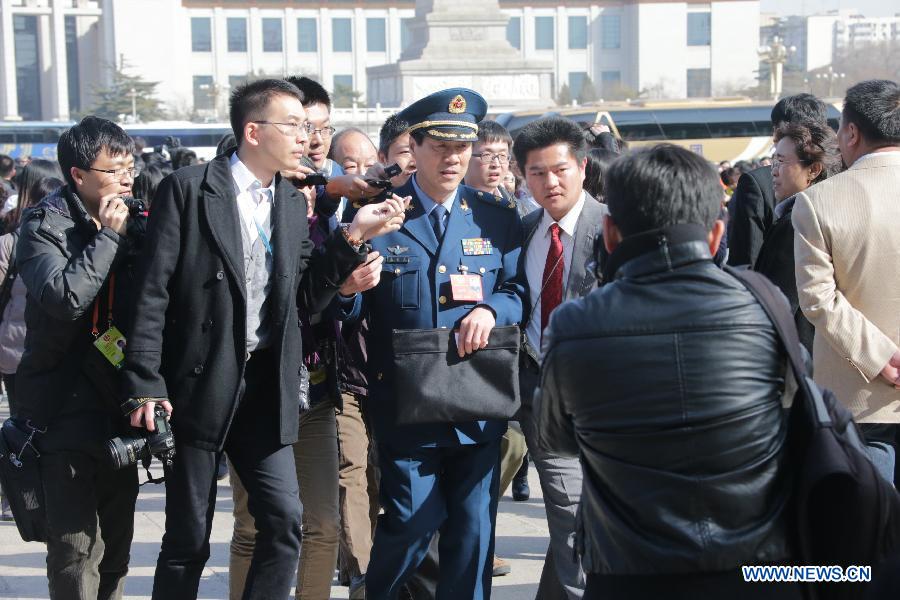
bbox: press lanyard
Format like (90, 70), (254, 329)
(254, 218), (273, 256)
(91, 273), (115, 338)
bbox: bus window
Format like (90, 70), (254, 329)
(704, 107), (770, 138)
(608, 110), (664, 141)
(652, 109), (711, 140)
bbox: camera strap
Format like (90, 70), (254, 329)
(139, 454), (166, 486)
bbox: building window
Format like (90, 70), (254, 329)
(506, 16), (521, 49)
(687, 68), (711, 97)
(601, 70), (621, 94)
(297, 18), (317, 52)
(14, 15), (41, 121)
(401, 18), (414, 53)
(600, 14), (621, 49)
(227, 17), (247, 52)
(687, 13), (711, 46)
(193, 75), (215, 111)
(229, 75), (248, 91)
(334, 74), (353, 92)
(601, 71), (621, 86)
(333, 18), (352, 52)
(535, 16), (554, 50)
(568, 16), (588, 50)
(568, 72), (588, 98)
(191, 17), (211, 52)
(262, 18), (283, 52)
(367, 18), (386, 52)
(65, 15), (80, 113)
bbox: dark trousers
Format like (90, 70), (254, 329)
(41, 449), (138, 600)
(367, 439), (501, 600)
(152, 351), (302, 600)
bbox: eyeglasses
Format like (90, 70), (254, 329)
(88, 167), (136, 179)
(474, 152), (510, 165)
(253, 121), (315, 137)
(308, 125), (336, 138)
(770, 158), (808, 170)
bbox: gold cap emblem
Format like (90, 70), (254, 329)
(449, 95), (467, 114)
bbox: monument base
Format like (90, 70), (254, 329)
(368, 60), (554, 111)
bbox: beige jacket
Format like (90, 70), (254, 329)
(793, 152), (900, 423)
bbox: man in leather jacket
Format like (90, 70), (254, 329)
(538, 144), (800, 599)
(15, 117), (142, 600)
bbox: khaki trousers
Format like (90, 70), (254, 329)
(336, 393), (379, 579)
(498, 424), (526, 496)
(229, 399), (340, 600)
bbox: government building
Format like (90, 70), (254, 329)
(1, 0), (761, 121)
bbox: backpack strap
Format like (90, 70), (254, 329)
(724, 265), (831, 426)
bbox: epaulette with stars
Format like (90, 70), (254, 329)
(473, 190), (517, 211)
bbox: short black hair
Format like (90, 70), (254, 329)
(476, 120), (512, 149)
(379, 114), (410, 157)
(229, 78), (304, 147)
(605, 144), (722, 238)
(512, 117), (587, 170)
(0, 154), (14, 178)
(771, 93), (828, 128)
(842, 79), (900, 146)
(284, 76), (330, 109)
(57, 116), (134, 189)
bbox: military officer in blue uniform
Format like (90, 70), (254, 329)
(361, 88), (525, 599)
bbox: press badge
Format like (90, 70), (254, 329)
(94, 326), (127, 369)
(449, 273), (484, 302)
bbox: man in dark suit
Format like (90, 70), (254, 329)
(361, 88), (525, 599)
(515, 117), (607, 600)
(726, 93), (830, 267)
(121, 78), (407, 600)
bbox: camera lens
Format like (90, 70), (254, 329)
(105, 435), (147, 470)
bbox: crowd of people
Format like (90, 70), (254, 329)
(0, 76), (898, 600)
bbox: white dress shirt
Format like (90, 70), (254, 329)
(524, 192), (586, 358)
(230, 153), (275, 247)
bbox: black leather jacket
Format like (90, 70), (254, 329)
(538, 224), (792, 575)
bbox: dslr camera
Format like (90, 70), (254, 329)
(106, 405), (175, 471)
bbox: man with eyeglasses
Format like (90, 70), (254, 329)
(15, 116), (143, 599)
(120, 79), (408, 599)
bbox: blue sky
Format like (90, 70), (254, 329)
(760, 0), (900, 17)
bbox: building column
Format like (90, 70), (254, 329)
(353, 6), (365, 101)
(0, 0), (20, 120)
(47, 0), (69, 121)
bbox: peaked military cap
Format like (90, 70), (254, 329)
(398, 87), (487, 142)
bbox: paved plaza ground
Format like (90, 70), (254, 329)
(0, 401), (546, 599)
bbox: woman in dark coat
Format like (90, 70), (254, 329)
(754, 121), (841, 354)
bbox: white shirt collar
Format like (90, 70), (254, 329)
(538, 191), (586, 238)
(230, 152), (276, 203)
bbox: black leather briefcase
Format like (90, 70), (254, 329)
(392, 325), (521, 425)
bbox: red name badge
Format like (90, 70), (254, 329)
(449, 274), (484, 302)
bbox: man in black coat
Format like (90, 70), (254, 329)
(726, 93), (830, 267)
(121, 79), (407, 600)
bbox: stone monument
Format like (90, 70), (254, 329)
(366, 0), (554, 111)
